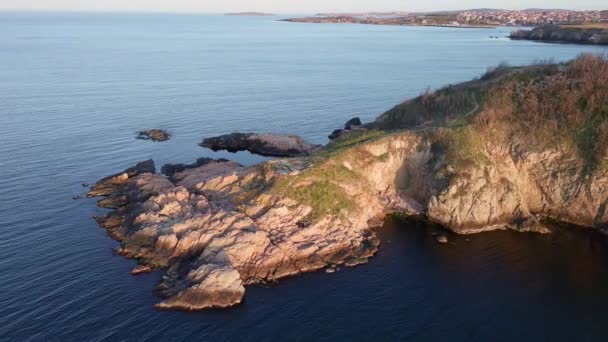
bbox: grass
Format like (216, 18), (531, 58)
(322, 130), (387, 155)
(472, 54), (608, 171)
(269, 161), (361, 221)
(435, 126), (490, 168)
(271, 176), (356, 221)
(284, 180), (355, 220)
(376, 85), (481, 129)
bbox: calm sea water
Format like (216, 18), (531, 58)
(1, 12), (608, 341)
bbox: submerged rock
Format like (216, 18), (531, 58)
(200, 132), (322, 157)
(131, 265), (152, 275)
(435, 235), (448, 244)
(137, 129), (170, 142)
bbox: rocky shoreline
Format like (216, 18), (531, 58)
(88, 55), (608, 310)
(510, 25), (608, 45)
(89, 156), (380, 310)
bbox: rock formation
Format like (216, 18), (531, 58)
(200, 132), (322, 157)
(510, 25), (608, 45)
(328, 117), (368, 141)
(137, 129), (171, 142)
(89, 157), (379, 310)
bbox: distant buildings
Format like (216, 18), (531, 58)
(456, 10), (604, 26)
(287, 10), (607, 28)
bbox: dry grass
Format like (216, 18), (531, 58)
(473, 54), (608, 170)
(376, 54), (608, 170)
(377, 84), (480, 129)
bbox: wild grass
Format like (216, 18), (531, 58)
(376, 54), (608, 170)
(473, 54), (608, 170)
(322, 130), (386, 155)
(377, 85), (480, 129)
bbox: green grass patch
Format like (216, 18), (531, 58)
(271, 177), (356, 221)
(322, 130), (387, 156)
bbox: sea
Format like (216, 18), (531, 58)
(1, 12), (608, 341)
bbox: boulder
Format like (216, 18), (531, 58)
(344, 117), (362, 129)
(328, 117), (367, 140)
(328, 129), (344, 140)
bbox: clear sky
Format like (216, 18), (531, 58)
(0, 0), (605, 14)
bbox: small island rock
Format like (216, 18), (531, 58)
(137, 129), (170, 142)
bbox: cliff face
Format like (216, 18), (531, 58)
(88, 55), (608, 310)
(426, 144), (608, 233)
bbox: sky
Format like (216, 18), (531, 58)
(0, 0), (605, 14)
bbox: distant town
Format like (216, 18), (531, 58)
(284, 9), (608, 28)
(456, 9), (608, 26)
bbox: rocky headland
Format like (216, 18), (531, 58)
(510, 24), (608, 45)
(89, 55), (608, 310)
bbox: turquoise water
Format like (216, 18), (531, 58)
(1, 12), (608, 341)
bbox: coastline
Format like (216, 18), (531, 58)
(281, 17), (498, 29)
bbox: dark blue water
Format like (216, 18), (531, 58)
(2, 12), (608, 341)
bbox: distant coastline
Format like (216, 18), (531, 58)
(281, 16), (496, 29)
(282, 9), (607, 30)
(225, 12), (275, 16)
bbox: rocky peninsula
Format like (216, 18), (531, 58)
(510, 24), (608, 45)
(88, 55), (608, 310)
